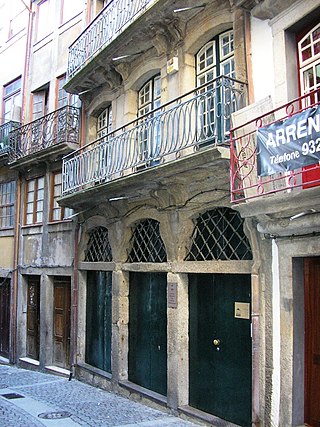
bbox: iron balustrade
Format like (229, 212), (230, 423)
(230, 90), (320, 203)
(0, 121), (20, 154)
(9, 106), (80, 163)
(67, 0), (157, 81)
(62, 76), (247, 195)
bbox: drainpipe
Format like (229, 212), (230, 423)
(11, 173), (21, 363)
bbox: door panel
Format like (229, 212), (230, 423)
(26, 277), (40, 360)
(53, 278), (71, 368)
(85, 271), (112, 373)
(129, 272), (167, 396)
(305, 257), (320, 426)
(189, 273), (251, 427)
(0, 279), (10, 358)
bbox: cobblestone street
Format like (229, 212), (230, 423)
(0, 364), (200, 427)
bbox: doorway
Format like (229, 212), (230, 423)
(304, 257), (320, 426)
(53, 277), (71, 369)
(26, 276), (40, 360)
(129, 272), (167, 396)
(189, 273), (252, 426)
(0, 279), (10, 358)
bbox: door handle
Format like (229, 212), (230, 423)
(213, 339), (221, 346)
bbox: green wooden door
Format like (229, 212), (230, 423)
(129, 272), (167, 396)
(189, 273), (251, 427)
(86, 271), (112, 373)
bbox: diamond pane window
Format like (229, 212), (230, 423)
(85, 226), (112, 262)
(127, 219), (167, 263)
(185, 208), (252, 261)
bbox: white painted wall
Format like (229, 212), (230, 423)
(250, 17), (274, 103)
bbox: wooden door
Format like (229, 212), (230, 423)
(129, 272), (167, 396)
(85, 271), (112, 373)
(189, 273), (252, 427)
(53, 278), (71, 368)
(305, 257), (320, 426)
(0, 279), (10, 358)
(26, 277), (40, 360)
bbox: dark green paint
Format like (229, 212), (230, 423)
(129, 272), (167, 396)
(85, 271), (112, 373)
(189, 273), (252, 427)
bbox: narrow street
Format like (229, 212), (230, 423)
(0, 364), (200, 427)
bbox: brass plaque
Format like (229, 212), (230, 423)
(234, 302), (250, 319)
(168, 283), (177, 309)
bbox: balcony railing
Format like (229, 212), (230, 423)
(230, 90), (320, 203)
(0, 121), (20, 154)
(62, 76), (247, 195)
(9, 106), (80, 163)
(67, 0), (157, 81)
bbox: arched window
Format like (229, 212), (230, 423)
(84, 226), (112, 262)
(97, 106), (112, 139)
(137, 75), (161, 165)
(196, 30), (234, 88)
(195, 30), (235, 144)
(127, 219), (167, 262)
(298, 23), (320, 102)
(185, 207), (252, 261)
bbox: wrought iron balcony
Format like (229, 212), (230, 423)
(67, 0), (157, 81)
(9, 106), (80, 165)
(230, 90), (320, 203)
(0, 121), (20, 155)
(62, 76), (247, 196)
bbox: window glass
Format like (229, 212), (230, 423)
(50, 172), (73, 221)
(299, 23), (320, 103)
(97, 106), (112, 139)
(3, 77), (22, 123)
(25, 177), (44, 225)
(0, 181), (16, 228)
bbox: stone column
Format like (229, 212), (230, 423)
(39, 274), (53, 368)
(111, 269), (129, 383)
(167, 272), (189, 409)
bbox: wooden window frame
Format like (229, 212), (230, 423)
(0, 181), (16, 229)
(49, 171), (73, 222)
(24, 176), (45, 225)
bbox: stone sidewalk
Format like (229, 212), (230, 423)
(0, 364), (201, 427)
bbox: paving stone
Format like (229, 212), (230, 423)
(0, 365), (200, 426)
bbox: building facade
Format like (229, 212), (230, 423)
(1, 0), (320, 426)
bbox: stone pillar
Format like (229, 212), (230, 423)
(111, 269), (129, 383)
(76, 270), (87, 363)
(39, 274), (54, 368)
(167, 272), (189, 409)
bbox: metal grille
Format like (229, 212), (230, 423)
(84, 226), (112, 262)
(127, 219), (167, 262)
(185, 208), (252, 261)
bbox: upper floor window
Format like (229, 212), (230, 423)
(138, 75), (161, 116)
(137, 75), (161, 163)
(196, 30), (234, 87)
(3, 77), (21, 123)
(299, 23), (320, 101)
(60, 0), (83, 24)
(97, 106), (112, 139)
(36, 0), (52, 41)
(57, 75), (81, 109)
(0, 181), (16, 228)
(50, 171), (73, 221)
(195, 31), (235, 142)
(25, 177), (44, 225)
